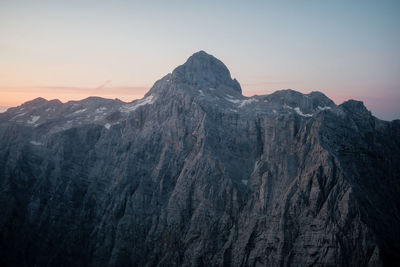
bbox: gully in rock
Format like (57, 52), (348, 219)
(0, 51), (399, 267)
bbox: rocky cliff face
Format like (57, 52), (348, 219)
(0, 51), (399, 267)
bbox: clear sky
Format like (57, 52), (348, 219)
(1, 0), (399, 120)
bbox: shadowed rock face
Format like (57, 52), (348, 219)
(172, 50), (242, 93)
(0, 51), (399, 267)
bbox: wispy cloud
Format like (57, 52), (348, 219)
(95, 80), (112, 90)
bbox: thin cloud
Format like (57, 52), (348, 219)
(95, 80), (112, 90)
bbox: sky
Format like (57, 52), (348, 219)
(0, 0), (399, 120)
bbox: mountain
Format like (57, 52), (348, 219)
(0, 51), (399, 267)
(0, 106), (9, 113)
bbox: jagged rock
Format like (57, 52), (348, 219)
(0, 51), (399, 267)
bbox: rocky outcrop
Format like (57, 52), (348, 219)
(0, 51), (399, 266)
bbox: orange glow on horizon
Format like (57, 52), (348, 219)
(1, 85), (398, 121)
(1, 86), (367, 108)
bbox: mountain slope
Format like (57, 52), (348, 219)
(0, 51), (399, 266)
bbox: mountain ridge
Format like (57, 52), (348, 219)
(4, 50), (390, 123)
(0, 51), (399, 266)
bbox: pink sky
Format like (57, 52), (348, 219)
(1, 83), (398, 122)
(1, 1), (399, 120)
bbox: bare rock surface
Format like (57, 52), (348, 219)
(0, 51), (399, 266)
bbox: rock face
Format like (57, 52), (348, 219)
(0, 51), (399, 267)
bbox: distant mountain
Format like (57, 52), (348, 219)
(0, 51), (399, 266)
(0, 106), (9, 113)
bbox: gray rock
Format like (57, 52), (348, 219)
(0, 51), (399, 266)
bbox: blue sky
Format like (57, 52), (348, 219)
(0, 0), (399, 120)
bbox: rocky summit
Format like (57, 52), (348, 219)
(0, 51), (399, 267)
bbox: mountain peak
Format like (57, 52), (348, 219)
(171, 51), (242, 93)
(22, 97), (49, 107)
(189, 50), (210, 58)
(340, 99), (371, 118)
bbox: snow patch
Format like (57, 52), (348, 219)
(318, 105), (331, 111)
(27, 116), (40, 124)
(95, 107), (107, 113)
(294, 107), (313, 117)
(239, 98), (258, 108)
(225, 96), (259, 107)
(94, 114), (106, 121)
(241, 179), (248, 185)
(198, 90), (205, 97)
(72, 108), (87, 115)
(10, 112), (26, 120)
(283, 104), (293, 110)
(120, 95), (155, 113)
(225, 98), (241, 104)
(252, 160), (261, 174)
(104, 123), (111, 130)
(30, 141), (43, 146)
